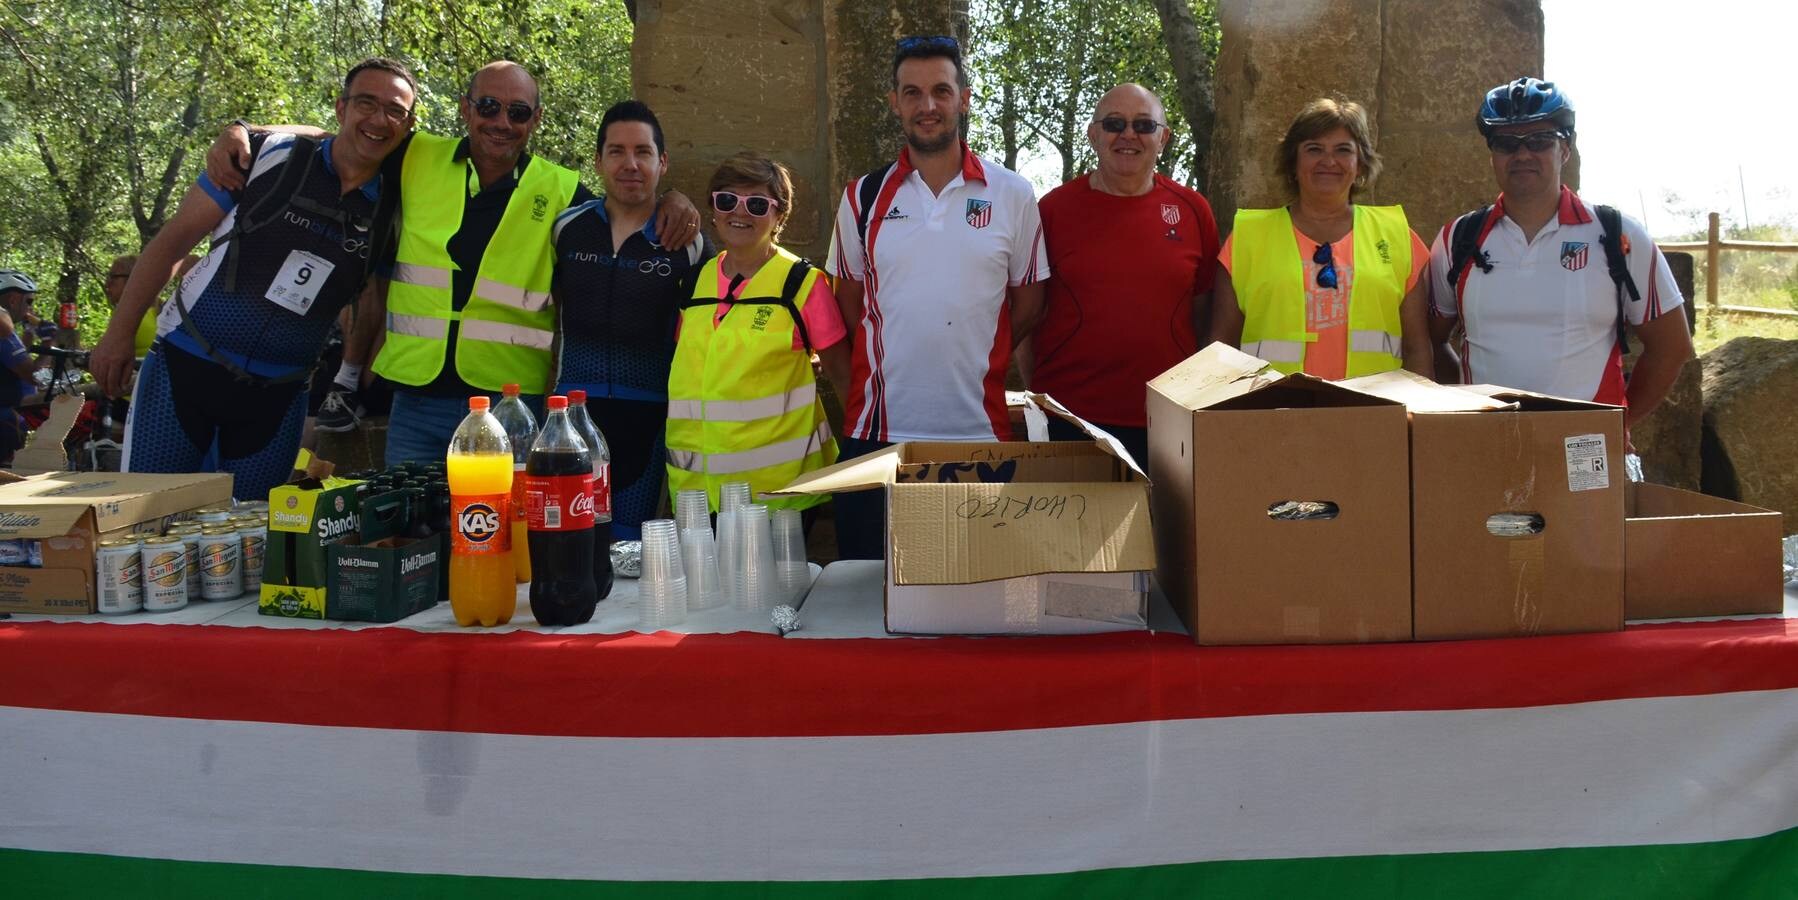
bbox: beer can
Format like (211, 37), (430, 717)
(140, 536), (189, 612)
(237, 500), (269, 516)
(198, 526), (243, 601)
(195, 506), (235, 527)
(96, 538), (144, 615)
(170, 524), (203, 598)
(234, 517), (268, 593)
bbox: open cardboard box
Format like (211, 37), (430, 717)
(0, 471), (234, 614)
(773, 394), (1155, 635)
(1148, 344), (1413, 645)
(1344, 370), (1627, 641)
(1625, 482), (1783, 619)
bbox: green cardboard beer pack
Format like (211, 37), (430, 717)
(326, 489), (442, 623)
(259, 467), (363, 620)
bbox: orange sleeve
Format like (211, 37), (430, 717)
(1405, 230), (1430, 292)
(1217, 234), (1234, 276)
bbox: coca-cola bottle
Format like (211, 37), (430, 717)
(563, 389), (614, 599)
(524, 395), (599, 626)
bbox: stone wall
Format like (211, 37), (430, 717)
(1209, 0), (1546, 239)
(632, 1), (965, 262)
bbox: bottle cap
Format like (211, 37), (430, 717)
(503, 383), (520, 396)
(567, 389), (587, 404)
(547, 395), (567, 410)
(469, 396), (490, 411)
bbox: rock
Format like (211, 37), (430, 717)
(315, 417), (388, 473)
(1629, 361), (1702, 490)
(1209, 0), (1544, 237)
(1701, 338), (1798, 534)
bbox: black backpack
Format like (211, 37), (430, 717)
(854, 161), (897, 253)
(1447, 203), (1641, 348)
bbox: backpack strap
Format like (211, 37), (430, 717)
(219, 136), (320, 294)
(681, 259), (818, 355)
(1447, 204), (1496, 293)
(1593, 204), (1641, 348)
(854, 161), (897, 256)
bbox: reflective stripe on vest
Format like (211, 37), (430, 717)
(372, 132), (577, 393)
(1232, 205), (1412, 377)
(665, 247), (834, 512)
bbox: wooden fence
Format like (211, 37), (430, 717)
(1659, 212), (1798, 320)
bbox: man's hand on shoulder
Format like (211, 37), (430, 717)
(205, 122), (256, 192)
(655, 191), (702, 250)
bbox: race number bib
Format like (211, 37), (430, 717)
(265, 249), (335, 315)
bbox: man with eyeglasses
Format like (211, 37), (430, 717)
(1032, 83), (1218, 467)
(208, 61), (701, 464)
(91, 57), (413, 500)
(1428, 78), (1692, 426)
(550, 99), (711, 541)
(823, 34), (1049, 559)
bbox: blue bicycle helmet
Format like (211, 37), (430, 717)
(1477, 77), (1575, 137)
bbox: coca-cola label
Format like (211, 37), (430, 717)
(452, 493), (510, 554)
(524, 474), (596, 532)
(594, 462), (612, 521)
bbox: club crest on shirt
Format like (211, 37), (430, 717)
(965, 198), (992, 229)
(1161, 203), (1181, 225)
(1561, 241), (1589, 272)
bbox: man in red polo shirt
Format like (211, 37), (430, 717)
(1032, 84), (1219, 467)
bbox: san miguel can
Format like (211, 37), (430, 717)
(170, 524), (203, 599)
(96, 537), (143, 615)
(199, 526), (243, 601)
(140, 536), (189, 612)
(233, 515), (267, 594)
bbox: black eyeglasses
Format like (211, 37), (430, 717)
(1487, 130), (1563, 154)
(712, 191), (779, 217)
(1313, 241), (1339, 290)
(896, 35), (960, 53)
(1098, 116), (1166, 135)
(468, 95), (536, 124)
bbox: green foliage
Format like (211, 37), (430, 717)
(0, 0), (634, 346)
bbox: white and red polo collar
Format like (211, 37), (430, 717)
(1492, 185), (1594, 228)
(893, 141), (987, 185)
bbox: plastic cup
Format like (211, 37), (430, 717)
(638, 519), (688, 629)
(772, 508), (809, 605)
(736, 504), (777, 612)
(639, 574), (689, 630)
(676, 489), (712, 536)
(681, 526), (724, 611)
(720, 482), (752, 514)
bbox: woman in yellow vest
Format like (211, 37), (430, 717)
(1210, 97), (1433, 379)
(666, 152), (850, 513)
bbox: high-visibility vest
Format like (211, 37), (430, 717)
(372, 132), (578, 393)
(1232, 205), (1411, 377)
(665, 247), (834, 512)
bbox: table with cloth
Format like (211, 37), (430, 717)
(3, 561), (1797, 897)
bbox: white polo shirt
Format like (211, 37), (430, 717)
(826, 145), (1048, 442)
(1428, 187), (1682, 406)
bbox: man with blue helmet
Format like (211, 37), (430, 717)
(1427, 78), (1693, 432)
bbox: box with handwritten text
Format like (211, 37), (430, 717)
(774, 395), (1154, 635)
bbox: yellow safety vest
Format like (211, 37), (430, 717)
(666, 248), (834, 512)
(133, 304), (158, 357)
(1232, 205), (1411, 377)
(373, 132), (578, 394)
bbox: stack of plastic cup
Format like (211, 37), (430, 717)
(675, 489), (711, 537)
(717, 482), (753, 608)
(720, 482), (752, 513)
(638, 519), (688, 630)
(681, 523), (724, 612)
(737, 504), (778, 612)
(771, 508), (809, 605)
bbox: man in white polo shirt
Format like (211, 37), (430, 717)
(825, 34), (1049, 559)
(1429, 78), (1693, 433)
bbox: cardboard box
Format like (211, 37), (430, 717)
(327, 489), (442, 623)
(774, 395), (1155, 635)
(1147, 345), (1413, 645)
(1625, 482), (1784, 619)
(0, 472), (234, 614)
(259, 464), (363, 620)
(1345, 372), (1627, 641)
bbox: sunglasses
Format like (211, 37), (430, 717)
(896, 34), (960, 53)
(712, 192), (780, 217)
(1487, 130), (1563, 154)
(468, 95), (536, 124)
(1098, 116), (1166, 135)
(1313, 241), (1339, 290)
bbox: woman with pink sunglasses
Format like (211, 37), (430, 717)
(664, 152), (851, 515)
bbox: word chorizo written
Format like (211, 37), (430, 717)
(954, 493), (1087, 526)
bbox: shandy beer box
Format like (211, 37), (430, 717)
(259, 457), (362, 619)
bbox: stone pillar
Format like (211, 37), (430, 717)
(632, 1), (964, 262)
(1209, 0), (1544, 238)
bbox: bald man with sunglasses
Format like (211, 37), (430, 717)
(205, 60), (703, 465)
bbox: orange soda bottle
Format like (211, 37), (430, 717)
(447, 396), (516, 626)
